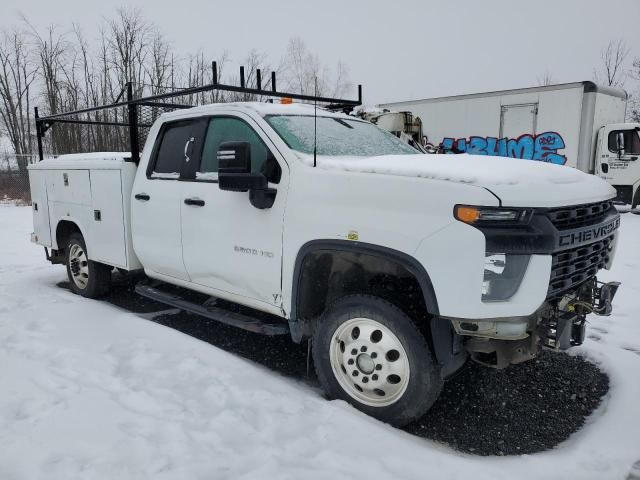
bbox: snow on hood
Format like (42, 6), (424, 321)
(298, 153), (616, 207)
(302, 153), (582, 185)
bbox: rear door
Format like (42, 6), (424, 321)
(131, 119), (204, 281)
(499, 103), (538, 138)
(180, 113), (287, 311)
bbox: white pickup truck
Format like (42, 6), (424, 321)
(29, 100), (621, 426)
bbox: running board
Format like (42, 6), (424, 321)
(135, 284), (290, 336)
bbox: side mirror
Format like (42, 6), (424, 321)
(218, 142), (252, 192)
(616, 131), (625, 157)
(217, 141), (277, 209)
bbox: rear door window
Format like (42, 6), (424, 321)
(150, 121), (203, 179)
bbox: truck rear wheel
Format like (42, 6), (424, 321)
(65, 232), (111, 298)
(312, 295), (442, 426)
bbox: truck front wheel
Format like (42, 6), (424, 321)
(312, 295), (442, 426)
(65, 232), (111, 298)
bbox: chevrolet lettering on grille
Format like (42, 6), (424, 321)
(557, 216), (620, 250)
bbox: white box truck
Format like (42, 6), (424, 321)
(380, 81), (640, 207)
(28, 76), (621, 426)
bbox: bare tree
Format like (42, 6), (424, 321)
(536, 72), (554, 86)
(106, 8), (150, 92)
(626, 58), (640, 122)
(0, 10), (357, 157)
(0, 29), (37, 168)
(144, 28), (174, 95)
(224, 49), (277, 102)
(594, 39), (630, 88)
(26, 22), (69, 152)
(281, 37), (351, 97)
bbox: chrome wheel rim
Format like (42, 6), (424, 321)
(329, 317), (410, 407)
(68, 244), (89, 289)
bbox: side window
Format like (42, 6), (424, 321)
(151, 121), (195, 178)
(200, 117), (281, 183)
(608, 129), (640, 155)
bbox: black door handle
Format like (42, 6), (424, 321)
(135, 193), (150, 201)
(184, 198), (205, 207)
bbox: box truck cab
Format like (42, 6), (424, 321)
(595, 122), (640, 205)
(380, 81), (640, 207)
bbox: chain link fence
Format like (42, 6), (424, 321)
(0, 154), (39, 204)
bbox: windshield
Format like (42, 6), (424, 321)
(265, 115), (420, 156)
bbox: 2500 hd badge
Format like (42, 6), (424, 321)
(558, 216), (620, 248)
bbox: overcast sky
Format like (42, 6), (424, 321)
(2, 0), (639, 104)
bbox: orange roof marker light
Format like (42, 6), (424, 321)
(280, 97), (293, 104)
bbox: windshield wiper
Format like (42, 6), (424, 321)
(332, 118), (354, 129)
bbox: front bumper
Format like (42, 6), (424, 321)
(460, 278), (621, 368)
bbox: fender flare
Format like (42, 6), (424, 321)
(289, 239), (439, 342)
(53, 217), (87, 251)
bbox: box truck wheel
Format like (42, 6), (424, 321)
(312, 295), (442, 426)
(65, 232), (111, 298)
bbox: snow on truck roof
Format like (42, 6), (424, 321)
(160, 101), (352, 121)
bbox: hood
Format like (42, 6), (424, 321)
(309, 153), (616, 208)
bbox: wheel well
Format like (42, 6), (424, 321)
(294, 246), (437, 332)
(291, 243), (464, 377)
(55, 220), (81, 251)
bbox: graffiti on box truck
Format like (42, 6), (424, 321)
(441, 131), (567, 165)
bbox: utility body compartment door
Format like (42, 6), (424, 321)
(45, 170), (91, 206)
(89, 170), (127, 267)
(28, 169), (52, 246)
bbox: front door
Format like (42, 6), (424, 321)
(596, 126), (640, 203)
(180, 113), (288, 312)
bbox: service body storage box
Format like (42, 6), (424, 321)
(28, 153), (141, 270)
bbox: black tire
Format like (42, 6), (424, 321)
(312, 294), (443, 426)
(65, 232), (112, 298)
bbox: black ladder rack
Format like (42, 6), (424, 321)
(34, 60), (362, 163)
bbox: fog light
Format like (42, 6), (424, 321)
(482, 253), (530, 301)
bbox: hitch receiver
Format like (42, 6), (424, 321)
(593, 281), (620, 316)
(541, 279), (621, 350)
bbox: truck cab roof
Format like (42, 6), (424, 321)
(158, 101), (352, 122)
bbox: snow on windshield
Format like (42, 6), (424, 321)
(265, 115), (419, 156)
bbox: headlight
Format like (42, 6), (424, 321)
(454, 205), (533, 226)
(454, 205), (534, 301)
(482, 253), (530, 301)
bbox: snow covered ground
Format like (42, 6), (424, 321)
(0, 204), (639, 480)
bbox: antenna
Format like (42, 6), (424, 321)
(313, 77), (317, 168)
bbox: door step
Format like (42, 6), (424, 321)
(135, 284), (290, 336)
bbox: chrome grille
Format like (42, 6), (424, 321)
(547, 236), (613, 299)
(546, 200), (613, 231)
